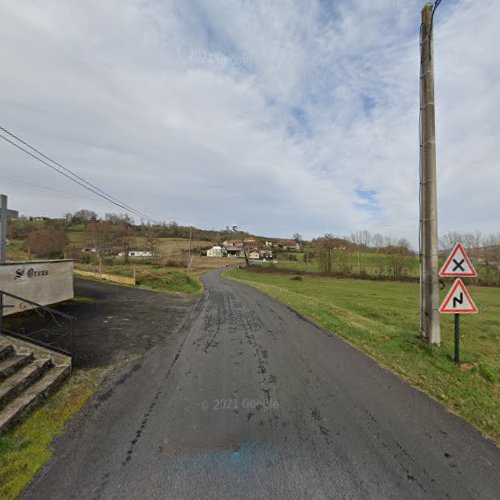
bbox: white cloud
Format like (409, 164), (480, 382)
(0, 0), (498, 244)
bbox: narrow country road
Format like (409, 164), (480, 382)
(25, 270), (499, 499)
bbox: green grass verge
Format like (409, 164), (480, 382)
(75, 266), (204, 296)
(0, 368), (102, 499)
(224, 268), (500, 443)
(136, 270), (204, 295)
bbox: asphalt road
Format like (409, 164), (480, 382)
(25, 270), (499, 499)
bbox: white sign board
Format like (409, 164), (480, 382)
(439, 278), (478, 314)
(0, 260), (74, 316)
(439, 243), (476, 277)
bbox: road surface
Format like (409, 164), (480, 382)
(25, 270), (499, 499)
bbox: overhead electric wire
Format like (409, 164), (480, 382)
(0, 173), (112, 205)
(0, 125), (155, 221)
(0, 126), (161, 224)
(0, 132), (157, 223)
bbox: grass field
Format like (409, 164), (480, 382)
(64, 233), (214, 256)
(274, 250), (495, 284)
(225, 268), (500, 443)
(274, 250), (419, 276)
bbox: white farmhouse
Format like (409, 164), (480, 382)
(118, 250), (154, 257)
(207, 246), (226, 258)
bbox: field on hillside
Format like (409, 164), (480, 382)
(5, 237), (235, 295)
(273, 250), (495, 284)
(225, 267), (500, 442)
(65, 232), (214, 256)
(275, 250), (419, 275)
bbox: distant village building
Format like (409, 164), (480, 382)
(277, 240), (300, 251)
(207, 246), (227, 258)
(225, 245), (244, 257)
(29, 216), (51, 221)
(118, 250), (153, 257)
(223, 239), (244, 248)
(248, 251), (260, 260)
(260, 249), (273, 259)
(264, 241), (274, 247)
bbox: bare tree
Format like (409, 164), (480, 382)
(372, 233), (384, 250)
(103, 213), (136, 263)
(85, 221), (117, 257)
(350, 232), (363, 272)
(439, 231), (462, 251)
(25, 227), (68, 258)
(385, 239), (413, 280)
(359, 230), (372, 248)
(70, 209), (98, 226)
(317, 234), (338, 274)
(483, 233), (500, 286)
(142, 223), (161, 259)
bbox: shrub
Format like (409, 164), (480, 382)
(24, 227), (68, 259)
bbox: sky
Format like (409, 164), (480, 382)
(0, 0), (498, 244)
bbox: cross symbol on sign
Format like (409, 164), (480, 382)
(439, 243), (477, 278)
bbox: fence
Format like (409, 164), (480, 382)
(0, 288), (75, 357)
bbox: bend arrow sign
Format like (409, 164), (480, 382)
(439, 279), (478, 314)
(439, 243), (477, 277)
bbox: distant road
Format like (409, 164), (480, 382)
(25, 270), (500, 499)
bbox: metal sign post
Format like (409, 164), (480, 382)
(454, 313), (460, 363)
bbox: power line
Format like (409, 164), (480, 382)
(0, 125), (153, 220)
(0, 131), (157, 223)
(0, 173), (111, 205)
(0, 126), (161, 224)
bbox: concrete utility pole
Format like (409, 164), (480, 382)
(419, 2), (440, 345)
(0, 194), (7, 264)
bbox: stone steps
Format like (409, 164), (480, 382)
(0, 344), (14, 361)
(0, 353), (34, 381)
(0, 357), (53, 408)
(0, 336), (71, 433)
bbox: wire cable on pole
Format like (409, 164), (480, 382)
(0, 126), (160, 224)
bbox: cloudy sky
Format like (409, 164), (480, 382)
(0, 0), (498, 244)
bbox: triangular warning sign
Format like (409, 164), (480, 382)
(439, 243), (476, 277)
(439, 279), (478, 314)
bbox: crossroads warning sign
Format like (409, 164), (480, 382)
(439, 279), (478, 314)
(439, 243), (476, 277)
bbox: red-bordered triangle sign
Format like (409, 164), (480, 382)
(439, 243), (476, 277)
(439, 279), (478, 314)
